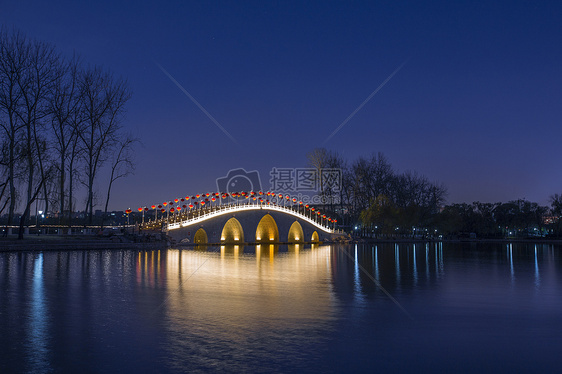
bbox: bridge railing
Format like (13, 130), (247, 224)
(140, 201), (341, 234)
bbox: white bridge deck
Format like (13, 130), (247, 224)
(157, 203), (339, 234)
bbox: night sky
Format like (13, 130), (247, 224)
(2, 0), (561, 211)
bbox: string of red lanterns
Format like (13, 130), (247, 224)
(137, 191), (339, 229)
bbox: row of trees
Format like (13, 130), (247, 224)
(307, 148), (447, 234)
(308, 148), (562, 239)
(436, 197), (562, 238)
(0, 29), (136, 237)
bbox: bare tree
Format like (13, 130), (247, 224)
(78, 66), (131, 224)
(0, 29), (27, 226)
(1, 28), (136, 236)
(17, 165), (55, 239)
(307, 147), (344, 207)
(550, 193), (562, 236)
(66, 123), (82, 227)
(0, 173), (11, 216)
(307, 148), (328, 202)
(349, 152), (393, 214)
(49, 55), (83, 224)
(102, 135), (138, 227)
(13, 33), (60, 224)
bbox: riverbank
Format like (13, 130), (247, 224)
(0, 234), (167, 251)
(350, 237), (562, 245)
(3, 235), (562, 252)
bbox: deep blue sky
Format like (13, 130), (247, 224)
(2, 0), (561, 210)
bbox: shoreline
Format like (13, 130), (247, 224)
(348, 237), (562, 245)
(0, 235), (167, 252)
(2, 235), (562, 252)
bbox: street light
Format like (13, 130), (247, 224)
(36, 210), (43, 233)
(125, 208), (132, 227)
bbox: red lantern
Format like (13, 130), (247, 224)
(196, 194), (200, 198)
(161, 208), (165, 213)
(138, 207), (143, 212)
(286, 195), (289, 200)
(170, 208), (175, 212)
(211, 197), (216, 201)
(174, 199), (179, 203)
(125, 209), (132, 214)
(158, 205), (162, 209)
(163, 202), (168, 206)
(144, 207), (148, 211)
(292, 198), (297, 203)
(189, 204), (193, 209)
(182, 204), (187, 208)
(206, 193), (210, 197)
(185, 196), (190, 200)
(201, 201), (205, 205)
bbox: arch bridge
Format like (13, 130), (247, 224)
(138, 191), (343, 245)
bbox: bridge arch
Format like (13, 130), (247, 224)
(311, 231), (319, 243)
(221, 217), (244, 244)
(194, 228), (208, 244)
(287, 221), (304, 243)
(255, 214), (279, 243)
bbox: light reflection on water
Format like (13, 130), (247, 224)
(28, 253), (50, 373)
(0, 242), (561, 373)
(161, 245), (336, 373)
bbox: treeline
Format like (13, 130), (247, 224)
(0, 29), (135, 237)
(310, 149), (562, 239)
(436, 198), (562, 239)
(307, 148), (447, 235)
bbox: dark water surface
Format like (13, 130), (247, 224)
(1, 243), (561, 373)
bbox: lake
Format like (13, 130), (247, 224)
(1, 242), (561, 373)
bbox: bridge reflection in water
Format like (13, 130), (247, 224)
(161, 245), (336, 372)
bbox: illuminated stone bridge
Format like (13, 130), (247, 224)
(138, 192), (344, 245)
